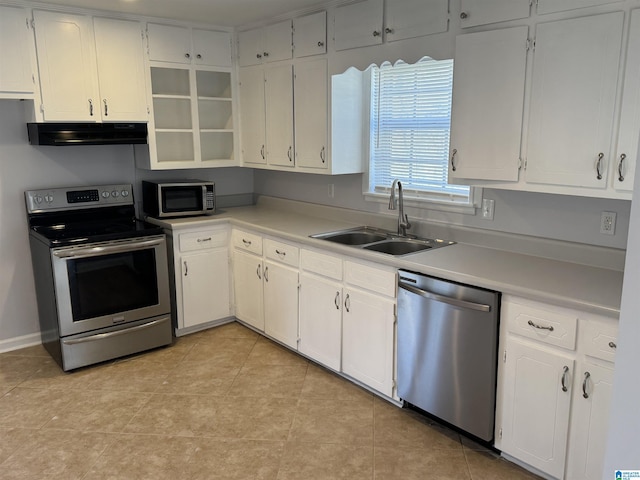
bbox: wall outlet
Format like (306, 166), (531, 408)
(481, 198), (495, 220)
(600, 211), (616, 235)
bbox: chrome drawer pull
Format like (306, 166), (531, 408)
(609, 341), (617, 349)
(582, 371), (591, 399)
(275, 249), (286, 257)
(197, 237), (212, 243)
(242, 239), (252, 246)
(561, 366), (569, 392)
(528, 319), (554, 332)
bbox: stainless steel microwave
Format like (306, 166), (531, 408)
(142, 180), (215, 218)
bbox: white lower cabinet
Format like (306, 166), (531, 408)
(496, 296), (618, 480)
(167, 225), (231, 335)
(232, 230), (265, 331)
(299, 249), (397, 396)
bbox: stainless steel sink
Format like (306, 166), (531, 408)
(310, 226), (454, 256)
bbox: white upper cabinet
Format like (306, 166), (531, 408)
(265, 64), (294, 167)
(449, 26), (528, 182)
(32, 10), (100, 121)
(537, 0), (621, 15)
(0, 6), (34, 98)
(239, 66), (267, 165)
(147, 24), (232, 67)
(459, 0), (531, 28)
(384, 0), (449, 42)
(93, 17), (147, 122)
(612, 9), (640, 193)
(237, 20), (292, 67)
(525, 12), (623, 189)
(293, 11), (326, 57)
(334, 0), (384, 51)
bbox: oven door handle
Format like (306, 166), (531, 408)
(52, 237), (164, 259)
(62, 317), (167, 345)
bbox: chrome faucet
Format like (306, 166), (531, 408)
(388, 179), (411, 236)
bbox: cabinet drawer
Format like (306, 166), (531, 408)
(179, 229), (227, 252)
(344, 261), (396, 298)
(232, 229), (263, 255)
(264, 238), (299, 267)
(581, 318), (618, 362)
(300, 249), (342, 280)
(503, 299), (578, 350)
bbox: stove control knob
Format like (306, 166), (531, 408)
(34, 195), (43, 204)
(121, 190), (130, 197)
(101, 191), (110, 198)
(111, 190), (120, 198)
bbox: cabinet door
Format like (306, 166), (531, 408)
(233, 250), (264, 331)
(147, 23), (192, 64)
(526, 13), (623, 189)
(565, 362), (614, 480)
(294, 59), (327, 170)
(192, 29), (232, 67)
(334, 0), (383, 51)
(181, 249), (230, 329)
(537, 0), (620, 15)
(500, 338), (573, 479)
(385, 0), (448, 43)
(450, 26), (527, 182)
(342, 288), (395, 397)
(93, 18), (147, 122)
(0, 6), (33, 96)
(239, 66), (266, 165)
(460, 0), (531, 28)
(238, 27), (263, 67)
(293, 11), (326, 58)
(32, 10), (99, 121)
(613, 9), (640, 193)
(265, 64), (294, 167)
(299, 272), (342, 371)
(264, 260), (299, 349)
(264, 20), (292, 62)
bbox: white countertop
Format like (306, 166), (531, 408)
(148, 203), (623, 318)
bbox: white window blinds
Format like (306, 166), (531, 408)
(369, 57), (470, 204)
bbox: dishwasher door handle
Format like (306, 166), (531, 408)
(399, 282), (492, 312)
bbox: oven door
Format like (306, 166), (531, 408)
(51, 235), (170, 337)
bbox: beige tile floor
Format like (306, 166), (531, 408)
(0, 322), (542, 480)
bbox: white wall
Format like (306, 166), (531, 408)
(0, 100), (253, 348)
(253, 170), (631, 250)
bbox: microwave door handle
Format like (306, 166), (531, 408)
(52, 237), (165, 260)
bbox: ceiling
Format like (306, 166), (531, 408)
(32, 0), (330, 27)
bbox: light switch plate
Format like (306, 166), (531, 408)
(481, 199), (495, 220)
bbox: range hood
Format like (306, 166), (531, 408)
(27, 123), (148, 146)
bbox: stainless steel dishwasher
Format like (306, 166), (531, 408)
(397, 270), (500, 442)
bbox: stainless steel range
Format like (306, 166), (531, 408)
(25, 184), (172, 371)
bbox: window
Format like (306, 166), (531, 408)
(366, 57), (474, 210)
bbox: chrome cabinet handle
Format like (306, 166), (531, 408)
(372, 30), (381, 37)
(561, 366), (569, 392)
(196, 54), (202, 59)
(197, 237), (212, 243)
(103, 99), (108, 117)
(385, 27), (394, 34)
(596, 152), (604, 180)
(320, 146), (326, 163)
(460, 11), (469, 19)
(275, 249), (286, 257)
(618, 154), (626, 182)
(609, 341), (617, 349)
(256, 263), (262, 279)
(260, 145), (265, 160)
(184, 260), (188, 276)
(317, 41), (324, 47)
(242, 238), (252, 246)
(344, 293), (350, 312)
(88, 99), (94, 116)
(264, 266), (269, 282)
(582, 371), (591, 399)
(256, 53), (262, 59)
(263, 51), (269, 57)
(528, 319), (554, 332)
(185, 53), (191, 59)
(288, 146), (293, 162)
(451, 149), (457, 172)
(334, 291), (340, 310)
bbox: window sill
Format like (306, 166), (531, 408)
(363, 190), (480, 215)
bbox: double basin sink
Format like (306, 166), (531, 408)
(310, 226), (454, 256)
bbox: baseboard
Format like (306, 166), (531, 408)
(0, 333), (42, 354)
